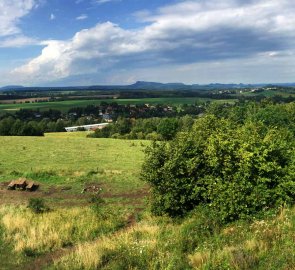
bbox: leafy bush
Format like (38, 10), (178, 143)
(23, 247), (39, 257)
(156, 118), (179, 140)
(142, 114), (295, 222)
(88, 191), (107, 218)
(28, 198), (49, 214)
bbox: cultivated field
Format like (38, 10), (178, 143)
(0, 97), (235, 114)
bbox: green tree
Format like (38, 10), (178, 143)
(114, 117), (132, 135)
(0, 117), (14, 135)
(142, 115), (295, 222)
(179, 115), (194, 132)
(11, 119), (24, 135)
(157, 118), (179, 140)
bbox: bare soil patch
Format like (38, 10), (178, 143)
(0, 181), (149, 207)
(0, 97), (50, 104)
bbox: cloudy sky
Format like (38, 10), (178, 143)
(0, 0), (295, 86)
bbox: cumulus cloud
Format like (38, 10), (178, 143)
(0, 0), (38, 37)
(11, 0), (295, 84)
(0, 0), (42, 49)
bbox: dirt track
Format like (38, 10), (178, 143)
(0, 182), (149, 207)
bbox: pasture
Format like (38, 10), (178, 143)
(0, 134), (149, 207)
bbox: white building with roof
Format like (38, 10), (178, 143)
(65, 123), (109, 132)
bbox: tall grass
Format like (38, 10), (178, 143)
(0, 205), (125, 256)
(53, 216), (187, 270)
(52, 207), (295, 270)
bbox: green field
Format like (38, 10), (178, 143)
(0, 97), (236, 113)
(0, 136), (142, 173)
(238, 90), (295, 98)
(0, 134), (148, 193)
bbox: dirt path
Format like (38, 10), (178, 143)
(23, 208), (143, 270)
(0, 182), (149, 207)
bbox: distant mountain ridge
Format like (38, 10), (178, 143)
(0, 85), (25, 90)
(1, 81), (295, 91)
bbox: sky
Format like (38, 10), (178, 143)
(0, 0), (295, 86)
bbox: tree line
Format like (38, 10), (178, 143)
(0, 102), (204, 136)
(88, 115), (195, 140)
(0, 98), (294, 137)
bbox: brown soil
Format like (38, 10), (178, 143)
(0, 181), (149, 207)
(0, 97), (50, 104)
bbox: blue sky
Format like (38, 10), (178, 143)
(0, 0), (295, 86)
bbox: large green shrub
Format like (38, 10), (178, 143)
(142, 115), (295, 222)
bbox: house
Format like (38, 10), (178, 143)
(65, 123), (109, 132)
(102, 114), (113, 123)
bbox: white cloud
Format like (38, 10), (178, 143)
(10, 0), (295, 84)
(0, 0), (43, 49)
(0, 35), (39, 48)
(0, 0), (38, 37)
(76, 14), (88, 20)
(50, 13), (55, 20)
(95, 0), (121, 5)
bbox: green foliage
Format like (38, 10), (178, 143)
(142, 110), (295, 222)
(88, 191), (107, 218)
(0, 117), (44, 136)
(91, 116), (191, 141)
(28, 198), (49, 214)
(23, 247), (40, 257)
(157, 118), (179, 140)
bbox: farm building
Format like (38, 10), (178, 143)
(65, 123), (109, 132)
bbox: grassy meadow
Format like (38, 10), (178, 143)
(0, 134), (147, 191)
(0, 133), (294, 269)
(0, 133), (149, 269)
